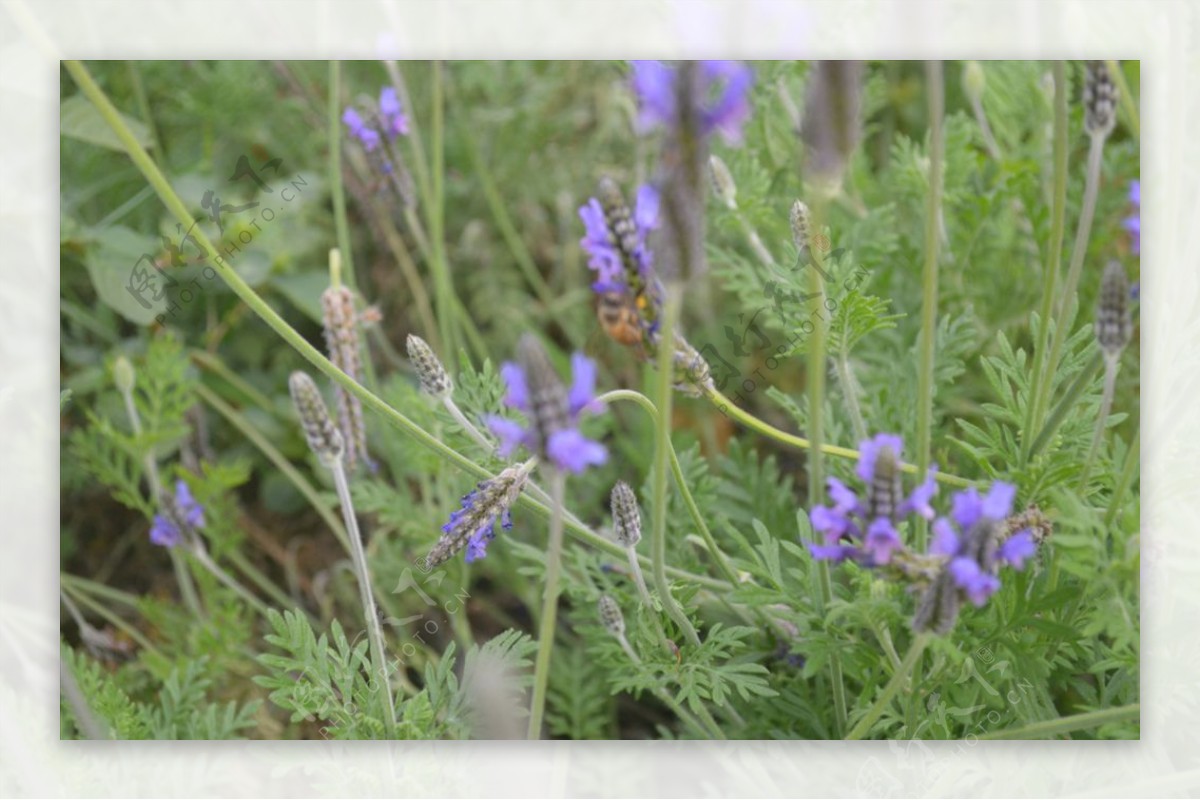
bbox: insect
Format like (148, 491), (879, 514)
(596, 290), (644, 346)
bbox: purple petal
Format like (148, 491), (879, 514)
(149, 515), (180, 548)
(567, 352), (600, 416)
(856, 433), (904, 483)
(949, 557), (1000, 606)
(864, 517), (901, 565)
(579, 198), (624, 287)
(486, 415), (528, 458)
(809, 505), (849, 538)
(499, 361), (529, 411)
(929, 517), (960, 557)
(1129, 179), (1140, 206)
(807, 542), (857, 563)
(700, 60), (754, 143)
(547, 428), (608, 474)
(342, 107), (366, 134)
(981, 482), (1016, 521)
(827, 477), (861, 514)
(998, 531), (1036, 570)
(630, 60), (676, 132)
(379, 86), (401, 116)
(950, 487), (983, 529)
(634, 183), (660, 231)
(464, 525), (495, 563)
(899, 467), (938, 520)
(175, 481), (205, 528)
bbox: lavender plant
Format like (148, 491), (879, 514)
(60, 58), (1139, 742)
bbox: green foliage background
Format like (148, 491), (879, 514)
(59, 60), (1139, 740)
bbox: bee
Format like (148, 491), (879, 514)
(596, 290), (644, 347)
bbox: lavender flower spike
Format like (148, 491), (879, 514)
(630, 60), (754, 144)
(149, 480), (205, 548)
(426, 462), (532, 567)
(485, 335), (607, 474)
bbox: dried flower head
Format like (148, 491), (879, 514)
(1083, 60), (1118, 139)
(486, 336), (607, 474)
(288, 371), (345, 467)
(598, 594), (626, 637)
(1095, 260), (1133, 356)
(801, 60), (865, 188)
(322, 285), (370, 471)
(150, 480), (205, 548)
(610, 481), (642, 548)
(426, 462), (532, 567)
(406, 334), (453, 398)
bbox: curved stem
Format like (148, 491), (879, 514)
(651, 293), (702, 648)
(332, 460), (397, 739)
(705, 386), (973, 488)
(189, 544), (271, 619)
(845, 634), (930, 740)
(526, 469), (566, 739)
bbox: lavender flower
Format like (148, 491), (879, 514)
(406, 333), (453, 398)
(342, 107), (382, 152)
(378, 87), (408, 138)
(1095, 260), (1133, 357)
(1083, 60), (1118, 139)
(288, 371), (345, 467)
(580, 179), (660, 294)
(807, 433), (937, 566)
(630, 60), (754, 144)
(610, 481), (642, 548)
(486, 336), (607, 474)
(1122, 179), (1140, 256)
(927, 482), (1018, 607)
(426, 462), (532, 567)
(149, 480), (204, 548)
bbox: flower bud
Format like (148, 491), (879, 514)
(1095, 260), (1133, 357)
(961, 61), (986, 106)
(113, 356), (135, 396)
(708, 154), (738, 209)
(1083, 60), (1118, 139)
(406, 334), (453, 398)
(598, 594), (625, 637)
(288, 371), (344, 467)
(610, 481), (642, 548)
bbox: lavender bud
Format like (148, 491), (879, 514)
(406, 334), (453, 398)
(801, 60), (865, 189)
(708, 154), (738, 210)
(790, 200), (812, 252)
(610, 481), (642, 548)
(112, 356), (135, 395)
(598, 594), (625, 637)
(1083, 60), (1118, 139)
(322, 284), (369, 471)
(1095, 260), (1133, 356)
(671, 335), (714, 397)
(961, 61), (986, 107)
(517, 334), (571, 459)
(865, 445), (902, 522)
(288, 371), (345, 467)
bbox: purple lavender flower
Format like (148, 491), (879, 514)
(1122, 179), (1140, 255)
(486, 343), (607, 474)
(342, 107), (381, 152)
(927, 481), (1021, 607)
(428, 463), (530, 567)
(579, 182), (660, 294)
(149, 480), (204, 548)
(378, 87), (408, 138)
(630, 60), (754, 144)
(807, 432), (937, 565)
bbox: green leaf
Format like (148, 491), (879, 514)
(83, 226), (163, 325)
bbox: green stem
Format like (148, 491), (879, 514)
(1079, 354), (1120, 490)
(195, 383), (351, 555)
(650, 293), (702, 648)
(224, 549), (300, 613)
(332, 460), (398, 738)
(1028, 351), (1103, 461)
(913, 60), (944, 552)
(66, 58), (723, 600)
(1034, 130), (1106, 449)
(60, 578), (162, 658)
(626, 546), (671, 653)
(845, 634), (931, 740)
(1023, 62), (1070, 464)
(814, 555), (848, 738)
(328, 61), (358, 293)
(428, 62), (457, 362)
(705, 386), (973, 488)
(1104, 430), (1139, 529)
(527, 469), (567, 739)
(188, 544), (271, 619)
(835, 348), (868, 443)
(976, 703), (1139, 740)
(190, 349), (276, 414)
